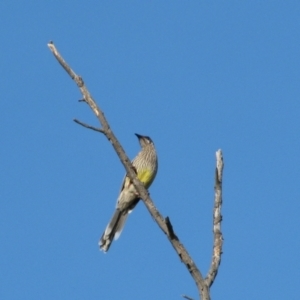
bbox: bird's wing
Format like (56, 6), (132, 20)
(115, 154), (141, 209)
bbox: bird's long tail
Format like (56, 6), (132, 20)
(99, 209), (129, 252)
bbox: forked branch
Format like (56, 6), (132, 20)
(48, 41), (224, 300)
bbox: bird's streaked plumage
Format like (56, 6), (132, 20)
(99, 133), (158, 252)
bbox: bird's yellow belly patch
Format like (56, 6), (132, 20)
(137, 170), (153, 188)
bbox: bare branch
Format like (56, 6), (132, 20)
(48, 41), (215, 300)
(74, 119), (105, 134)
(205, 149), (224, 287)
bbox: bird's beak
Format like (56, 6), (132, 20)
(135, 133), (143, 139)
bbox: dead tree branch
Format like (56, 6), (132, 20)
(205, 150), (224, 287)
(48, 41), (224, 300)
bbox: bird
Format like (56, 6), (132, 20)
(99, 133), (158, 252)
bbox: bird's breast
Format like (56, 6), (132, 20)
(137, 169), (155, 189)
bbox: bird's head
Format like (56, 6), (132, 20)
(135, 133), (154, 148)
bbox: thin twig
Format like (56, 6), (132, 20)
(182, 295), (195, 300)
(74, 119), (105, 133)
(48, 41), (212, 300)
(205, 149), (224, 287)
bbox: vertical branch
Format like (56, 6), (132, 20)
(205, 150), (224, 287)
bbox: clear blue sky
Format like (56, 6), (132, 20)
(1, 1), (299, 299)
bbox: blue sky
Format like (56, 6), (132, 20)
(1, 1), (299, 299)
